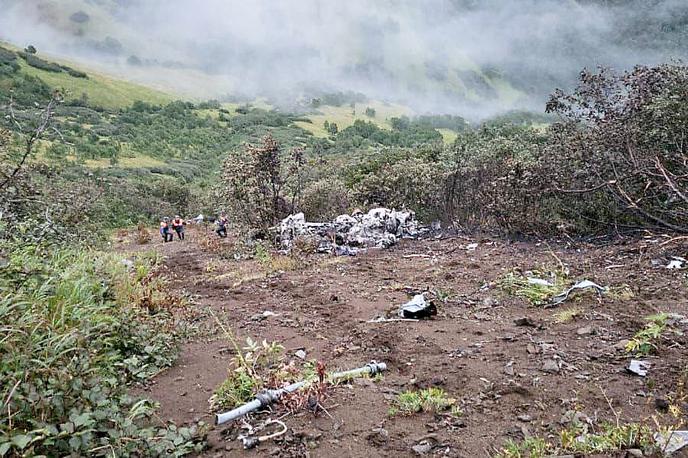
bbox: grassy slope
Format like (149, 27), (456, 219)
(10, 43), (459, 145)
(295, 100), (413, 138)
(17, 59), (173, 109)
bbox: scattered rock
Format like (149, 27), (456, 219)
(517, 414), (533, 422)
(626, 449), (643, 457)
(613, 339), (630, 351)
(474, 312), (490, 321)
(576, 326), (595, 335)
(482, 297), (498, 308)
(295, 349), (307, 360)
(366, 428), (389, 446)
(412, 441), (434, 455)
(514, 317), (536, 327)
(541, 359), (560, 373)
(504, 361), (515, 376)
(655, 398), (670, 412)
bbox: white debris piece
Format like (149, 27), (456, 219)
(547, 280), (606, 307)
(627, 359), (650, 377)
(666, 256), (686, 269)
(278, 208), (424, 252)
(654, 431), (688, 454)
(527, 277), (554, 287)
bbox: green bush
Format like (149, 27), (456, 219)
(0, 46), (19, 74)
(18, 52), (64, 73)
(301, 177), (351, 220)
(0, 245), (205, 456)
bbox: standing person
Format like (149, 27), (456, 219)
(216, 212), (228, 238)
(172, 215), (185, 241)
(160, 217), (173, 243)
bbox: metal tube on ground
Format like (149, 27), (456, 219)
(215, 361), (387, 425)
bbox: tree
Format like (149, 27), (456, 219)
(365, 107), (376, 118)
(221, 134), (304, 230)
(546, 64), (688, 232)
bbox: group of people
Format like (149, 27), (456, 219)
(159, 215), (186, 242)
(159, 213), (229, 242)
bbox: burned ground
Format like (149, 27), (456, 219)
(123, 228), (688, 457)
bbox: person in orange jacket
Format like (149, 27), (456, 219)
(172, 215), (185, 241)
(160, 217), (173, 242)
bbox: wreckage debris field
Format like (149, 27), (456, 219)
(127, 228), (688, 457)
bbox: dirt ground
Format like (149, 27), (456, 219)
(122, 227), (688, 457)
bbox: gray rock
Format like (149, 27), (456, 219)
(576, 326), (594, 335)
(412, 442), (434, 455)
(541, 359), (560, 373)
(626, 449), (643, 457)
(514, 317), (536, 327)
(482, 297), (498, 308)
(295, 349), (307, 359)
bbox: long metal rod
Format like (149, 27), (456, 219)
(216, 361), (387, 425)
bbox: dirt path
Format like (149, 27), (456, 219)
(122, 228), (688, 457)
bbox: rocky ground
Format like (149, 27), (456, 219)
(121, 227), (688, 457)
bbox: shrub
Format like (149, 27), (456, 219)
(0, 46), (19, 74)
(221, 134), (304, 230)
(545, 64), (688, 233)
(301, 177), (351, 220)
(18, 52), (64, 73)
(351, 156), (444, 221)
(0, 246), (205, 456)
(389, 388), (458, 416)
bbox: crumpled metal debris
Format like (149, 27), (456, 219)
(627, 359), (650, 376)
(654, 430), (688, 454)
(547, 280), (606, 308)
(398, 294), (437, 319)
(666, 256), (686, 269)
(279, 208), (423, 252)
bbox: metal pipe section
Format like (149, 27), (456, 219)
(215, 361), (387, 425)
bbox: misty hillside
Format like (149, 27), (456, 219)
(1, 0), (686, 117)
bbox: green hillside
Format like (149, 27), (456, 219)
(19, 60), (173, 109)
(0, 41), (173, 109)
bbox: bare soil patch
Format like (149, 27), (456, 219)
(120, 228), (688, 457)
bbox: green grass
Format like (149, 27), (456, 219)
(498, 268), (569, 306)
(497, 423), (655, 457)
(389, 387), (459, 416)
(553, 306), (583, 323)
(297, 100), (412, 138)
(438, 128), (459, 144)
(84, 155), (167, 169)
(18, 59), (173, 109)
(626, 313), (669, 355)
(0, 245), (204, 455)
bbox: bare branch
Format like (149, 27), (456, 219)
(0, 92), (60, 190)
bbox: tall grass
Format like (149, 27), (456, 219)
(0, 244), (203, 456)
